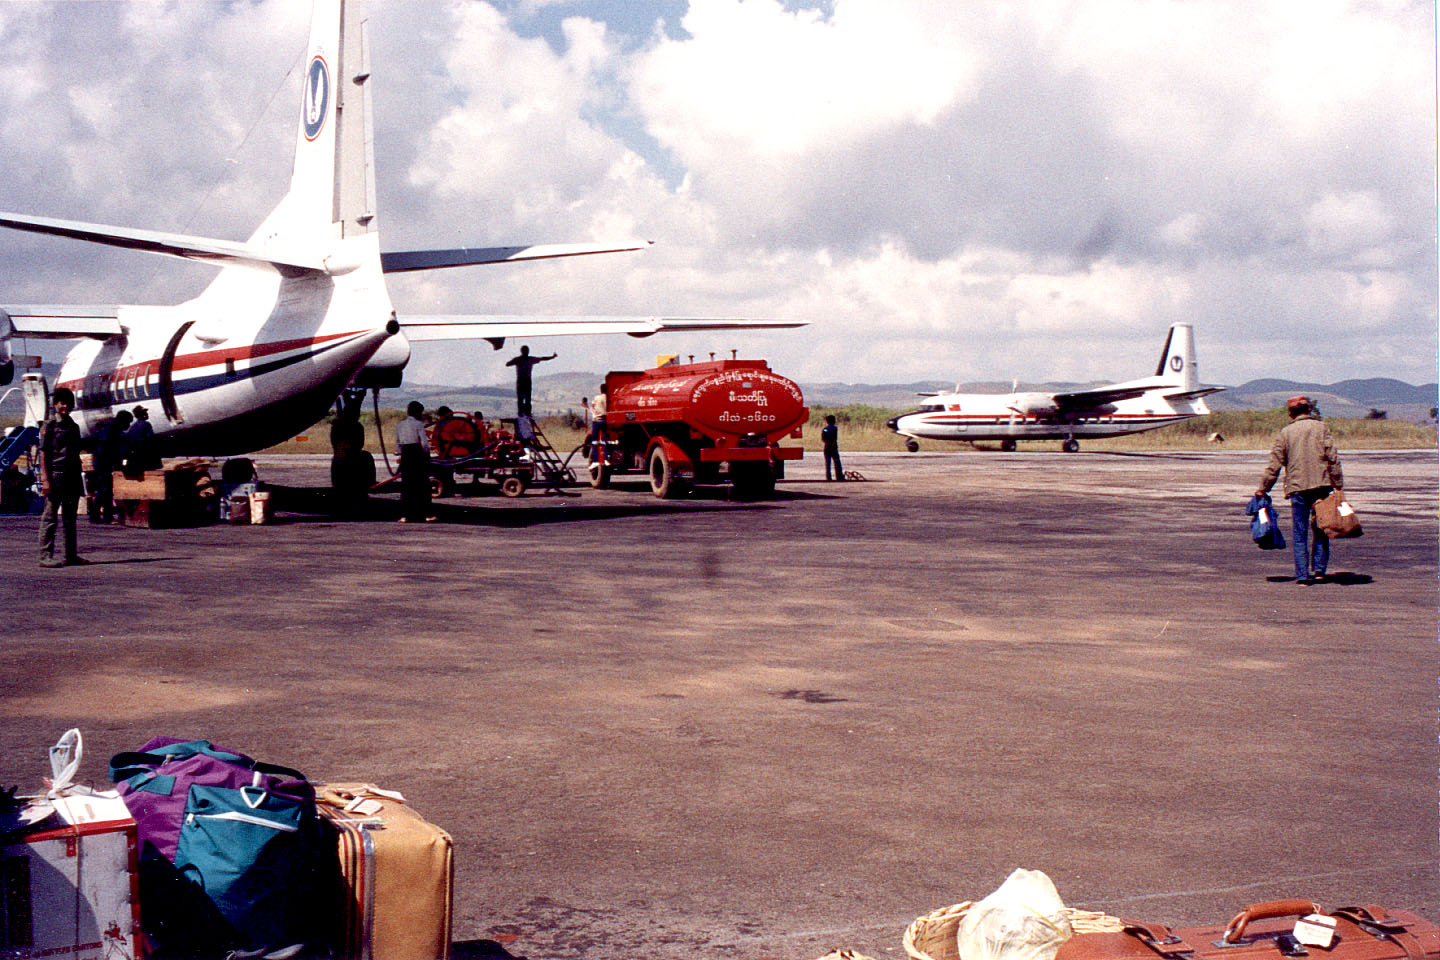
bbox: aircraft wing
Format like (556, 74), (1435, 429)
(397, 315), (806, 346)
(2, 305), (124, 340)
(1051, 385), (1152, 410)
(0, 211), (325, 274)
(1165, 386), (1226, 400)
(380, 241), (652, 273)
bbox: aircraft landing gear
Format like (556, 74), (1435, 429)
(1000, 439), (1017, 452)
(1062, 438), (1080, 453)
(904, 438), (919, 453)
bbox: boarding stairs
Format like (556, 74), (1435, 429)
(0, 426), (38, 474)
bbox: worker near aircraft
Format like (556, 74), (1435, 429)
(588, 385), (608, 449)
(1255, 395), (1344, 584)
(821, 414), (844, 481)
(125, 406), (160, 474)
(38, 387), (85, 567)
(506, 345), (556, 417)
(395, 401), (436, 523)
(92, 409), (133, 524)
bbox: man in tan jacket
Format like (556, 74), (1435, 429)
(1255, 395), (1344, 584)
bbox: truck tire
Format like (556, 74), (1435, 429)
(588, 459), (610, 489)
(648, 445), (684, 499)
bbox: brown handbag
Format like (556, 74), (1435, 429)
(1314, 488), (1362, 538)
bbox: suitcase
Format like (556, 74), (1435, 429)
(1059, 901), (1440, 960)
(316, 783), (454, 960)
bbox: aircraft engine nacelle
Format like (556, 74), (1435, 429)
(0, 309), (13, 386)
(1009, 392), (1058, 416)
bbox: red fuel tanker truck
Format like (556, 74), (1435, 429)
(588, 358), (807, 498)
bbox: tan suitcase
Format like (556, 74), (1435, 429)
(316, 783), (454, 960)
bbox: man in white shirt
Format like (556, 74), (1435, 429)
(396, 401), (435, 523)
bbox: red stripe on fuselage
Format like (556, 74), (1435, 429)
(170, 329), (368, 372)
(57, 330), (370, 392)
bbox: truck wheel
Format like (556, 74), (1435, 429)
(648, 446), (683, 499)
(588, 460), (610, 489)
(500, 476), (526, 498)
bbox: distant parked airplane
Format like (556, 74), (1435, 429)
(887, 323), (1223, 452)
(0, 0), (801, 455)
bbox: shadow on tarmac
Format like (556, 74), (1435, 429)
(69, 556), (194, 566)
(1264, 572), (1373, 585)
(260, 482), (837, 527)
(452, 940), (523, 960)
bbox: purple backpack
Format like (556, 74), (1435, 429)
(108, 736), (313, 863)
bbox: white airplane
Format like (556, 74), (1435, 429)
(887, 323), (1223, 452)
(0, 0), (801, 456)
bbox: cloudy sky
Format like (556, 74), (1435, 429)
(0, 0), (1434, 390)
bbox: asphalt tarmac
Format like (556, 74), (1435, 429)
(1, 449), (1435, 960)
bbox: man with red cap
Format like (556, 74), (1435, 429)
(1255, 395), (1345, 584)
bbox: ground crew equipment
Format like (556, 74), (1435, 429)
(587, 357), (807, 498)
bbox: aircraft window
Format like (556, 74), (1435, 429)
(918, 403), (944, 412)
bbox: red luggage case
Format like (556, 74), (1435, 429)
(1060, 902), (1439, 960)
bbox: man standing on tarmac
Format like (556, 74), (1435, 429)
(395, 401), (436, 524)
(1255, 395), (1344, 585)
(821, 414), (844, 481)
(506, 345), (556, 417)
(38, 387), (85, 567)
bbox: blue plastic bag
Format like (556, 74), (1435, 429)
(1246, 494), (1286, 550)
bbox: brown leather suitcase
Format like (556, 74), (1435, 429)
(1059, 902), (1439, 960)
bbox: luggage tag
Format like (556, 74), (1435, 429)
(343, 797), (384, 816)
(1293, 915), (1337, 949)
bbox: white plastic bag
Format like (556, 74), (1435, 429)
(956, 869), (1073, 960)
(46, 728), (89, 797)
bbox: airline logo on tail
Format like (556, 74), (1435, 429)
(304, 56), (330, 141)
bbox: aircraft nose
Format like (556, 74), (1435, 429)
(885, 415), (900, 432)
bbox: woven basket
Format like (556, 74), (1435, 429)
(903, 902), (1126, 960)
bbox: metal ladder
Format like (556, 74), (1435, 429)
(518, 418), (576, 488)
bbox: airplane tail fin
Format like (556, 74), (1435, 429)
(1154, 322), (1199, 391)
(250, 0), (375, 251)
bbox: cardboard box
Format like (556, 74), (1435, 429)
(1, 795), (141, 960)
(111, 472), (167, 501)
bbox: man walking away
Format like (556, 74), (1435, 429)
(822, 414), (844, 481)
(38, 387), (85, 567)
(1255, 395), (1344, 584)
(505, 345), (557, 417)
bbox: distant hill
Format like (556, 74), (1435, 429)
(1210, 378), (1437, 423)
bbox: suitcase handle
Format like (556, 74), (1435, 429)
(1223, 901), (1322, 943)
